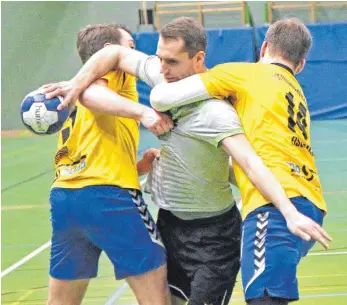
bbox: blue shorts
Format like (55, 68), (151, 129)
(49, 185), (166, 280)
(241, 196), (324, 301)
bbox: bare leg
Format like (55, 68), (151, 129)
(47, 276), (90, 305)
(126, 264), (171, 305)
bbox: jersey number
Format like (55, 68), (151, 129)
(286, 92), (308, 140)
(61, 108), (77, 144)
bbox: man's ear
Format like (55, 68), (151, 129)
(295, 59), (306, 75)
(260, 41), (268, 58)
(194, 50), (205, 68)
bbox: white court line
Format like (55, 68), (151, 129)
(300, 292), (347, 299)
(308, 251), (347, 257)
(104, 283), (130, 305)
(1, 241), (51, 278)
(316, 158), (347, 162)
(122, 292), (347, 305)
(1, 177), (148, 281)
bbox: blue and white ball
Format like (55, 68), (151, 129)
(20, 89), (69, 135)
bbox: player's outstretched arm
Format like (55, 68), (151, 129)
(42, 46), (149, 110)
(222, 134), (332, 249)
(150, 63), (246, 111)
(79, 80), (173, 136)
(150, 74), (211, 111)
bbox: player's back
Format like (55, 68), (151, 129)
(52, 70), (141, 190)
(202, 62), (326, 218)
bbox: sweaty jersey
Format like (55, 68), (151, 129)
(199, 62), (326, 218)
(52, 70), (140, 190)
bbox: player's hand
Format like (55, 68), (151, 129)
(137, 148), (160, 175)
(139, 107), (174, 136)
(41, 80), (81, 111)
(285, 210), (332, 249)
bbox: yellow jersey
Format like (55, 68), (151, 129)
(200, 62), (326, 219)
(52, 70), (141, 190)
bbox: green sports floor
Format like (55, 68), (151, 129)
(2, 120), (347, 305)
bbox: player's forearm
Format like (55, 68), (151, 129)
(150, 74), (211, 111)
(240, 155), (297, 218)
(71, 45), (149, 93)
(136, 163), (147, 176)
(71, 45), (123, 93)
(79, 83), (144, 120)
(222, 135), (297, 219)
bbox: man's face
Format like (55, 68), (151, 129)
(156, 37), (199, 83)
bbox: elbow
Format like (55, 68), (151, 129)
(150, 86), (171, 112)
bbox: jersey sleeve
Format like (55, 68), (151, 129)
(187, 100), (244, 147)
(200, 63), (249, 101)
(120, 74), (139, 102)
(101, 71), (138, 102)
(100, 71), (113, 83)
(136, 55), (164, 87)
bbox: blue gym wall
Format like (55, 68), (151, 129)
(2, 2), (347, 130)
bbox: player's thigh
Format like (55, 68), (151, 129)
(189, 266), (234, 305)
(157, 209), (191, 302)
(49, 188), (102, 280)
(81, 187), (166, 280)
(158, 205), (241, 305)
(47, 276), (90, 305)
(126, 264), (171, 305)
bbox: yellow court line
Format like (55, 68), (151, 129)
(1, 205), (49, 211)
(10, 289), (35, 305)
(1, 130), (32, 137)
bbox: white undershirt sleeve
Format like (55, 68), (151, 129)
(136, 56), (164, 87)
(149, 74), (212, 112)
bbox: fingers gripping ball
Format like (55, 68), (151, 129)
(20, 89), (70, 135)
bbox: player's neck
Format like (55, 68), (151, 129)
(260, 54), (295, 74)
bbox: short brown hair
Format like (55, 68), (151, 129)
(160, 17), (207, 57)
(265, 18), (312, 67)
(77, 23), (132, 63)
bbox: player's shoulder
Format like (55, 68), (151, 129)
(212, 62), (259, 75)
(194, 99), (241, 132)
(199, 99), (238, 119)
(101, 70), (133, 90)
(100, 70), (122, 84)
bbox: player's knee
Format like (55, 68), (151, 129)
(126, 264), (171, 305)
(247, 296), (289, 305)
(188, 289), (232, 305)
(188, 266), (236, 305)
